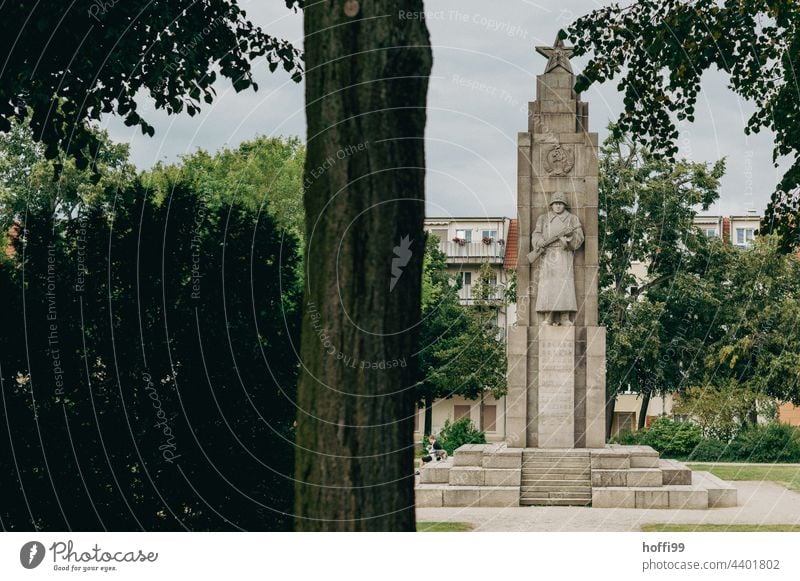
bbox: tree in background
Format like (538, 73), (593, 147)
(143, 137), (306, 240)
(0, 131), (303, 531)
(0, 1), (302, 170)
(567, 1), (800, 252)
(599, 128), (725, 436)
(0, 122), (135, 230)
(294, 1), (432, 532)
(416, 241), (507, 436)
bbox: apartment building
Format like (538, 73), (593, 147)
(415, 217), (518, 442)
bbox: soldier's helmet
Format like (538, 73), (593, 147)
(549, 191), (569, 208)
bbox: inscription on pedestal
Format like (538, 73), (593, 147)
(538, 327), (575, 448)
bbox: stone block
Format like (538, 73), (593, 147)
(443, 487), (481, 507)
(635, 490), (669, 509)
(693, 471), (737, 508)
(482, 448), (523, 469)
(708, 487), (737, 508)
(420, 461), (452, 484)
(592, 488), (635, 508)
(591, 455), (630, 470)
(449, 467), (484, 486)
(537, 113), (577, 134)
(660, 459), (692, 485)
(592, 469), (627, 487)
(541, 100), (577, 114)
(480, 487), (520, 507)
(627, 469), (663, 487)
(415, 487), (443, 508)
(668, 488), (708, 510)
(505, 417), (527, 448)
(626, 446), (660, 467)
(558, 133), (586, 144)
(484, 469), (521, 486)
(518, 132), (532, 147)
(453, 445), (483, 466)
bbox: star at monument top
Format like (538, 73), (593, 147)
(535, 35), (574, 74)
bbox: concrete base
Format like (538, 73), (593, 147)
(415, 444), (738, 510)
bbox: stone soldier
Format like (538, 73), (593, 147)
(529, 191), (584, 326)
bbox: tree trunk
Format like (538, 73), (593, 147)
(637, 390), (652, 431)
(423, 391), (434, 437)
(479, 392), (485, 431)
(605, 391), (616, 441)
(294, 1), (432, 531)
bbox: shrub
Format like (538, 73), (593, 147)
(639, 417), (702, 458)
(687, 438), (731, 462)
(437, 417), (486, 456)
(727, 423), (800, 463)
(612, 429), (641, 445)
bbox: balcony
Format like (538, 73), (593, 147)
(438, 240), (506, 263)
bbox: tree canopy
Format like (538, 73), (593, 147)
(567, 0), (800, 251)
(598, 128), (726, 432)
(0, 1), (302, 171)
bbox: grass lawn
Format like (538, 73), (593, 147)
(416, 522), (473, 532)
(687, 464), (800, 493)
(643, 524), (800, 532)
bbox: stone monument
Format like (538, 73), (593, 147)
(506, 35), (606, 449)
(414, 37), (737, 511)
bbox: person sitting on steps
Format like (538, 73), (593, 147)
(415, 434), (447, 475)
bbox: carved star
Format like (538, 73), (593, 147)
(536, 35), (574, 74)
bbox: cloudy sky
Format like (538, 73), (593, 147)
(104, 0), (786, 217)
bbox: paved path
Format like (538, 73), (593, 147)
(416, 481), (800, 531)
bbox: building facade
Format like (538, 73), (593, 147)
(418, 211), (797, 440)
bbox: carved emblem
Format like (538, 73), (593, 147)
(544, 145), (575, 176)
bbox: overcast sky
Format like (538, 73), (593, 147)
(104, 0), (786, 218)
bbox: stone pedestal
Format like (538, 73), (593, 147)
(537, 326), (574, 448)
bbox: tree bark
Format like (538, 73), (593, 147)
(294, 1), (432, 531)
(605, 392), (616, 441)
(637, 390), (652, 431)
(423, 391), (434, 437)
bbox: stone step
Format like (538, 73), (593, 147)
(591, 468), (663, 487)
(522, 492), (593, 501)
(522, 460), (590, 469)
(521, 467), (591, 475)
(521, 485), (592, 494)
(523, 449), (590, 457)
(692, 471), (737, 508)
(660, 459), (692, 485)
(520, 498), (592, 506)
(522, 475), (591, 483)
(522, 456), (590, 462)
(592, 485), (709, 509)
(523, 477), (591, 484)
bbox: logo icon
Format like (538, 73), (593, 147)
(390, 235), (413, 292)
(20, 541), (46, 569)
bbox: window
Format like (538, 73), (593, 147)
(482, 405), (497, 432)
(703, 228), (717, 238)
(481, 229), (497, 240)
(430, 228), (448, 241)
(456, 229), (472, 242)
(461, 271), (472, 286)
(454, 405), (471, 422)
(735, 227), (755, 246)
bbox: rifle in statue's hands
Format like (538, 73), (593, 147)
(526, 224), (580, 264)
